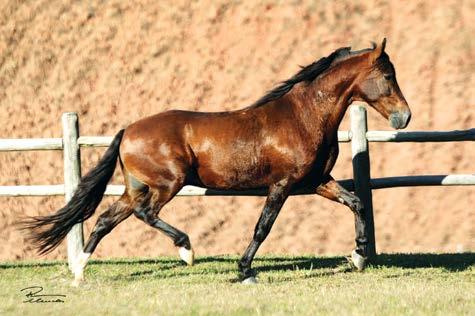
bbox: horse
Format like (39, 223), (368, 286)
(23, 38), (411, 285)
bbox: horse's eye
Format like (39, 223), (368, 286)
(384, 74), (393, 80)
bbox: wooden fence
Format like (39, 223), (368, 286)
(1, 105), (474, 270)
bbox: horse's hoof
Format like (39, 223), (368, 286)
(179, 247), (194, 266)
(351, 249), (367, 271)
(241, 276), (258, 284)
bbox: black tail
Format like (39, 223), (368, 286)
(21, 129), (125, 254)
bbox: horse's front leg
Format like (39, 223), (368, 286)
(316, 176), (369, 270)
(238, 180), (291, 284)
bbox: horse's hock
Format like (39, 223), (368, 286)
(0, 104), (474, 269)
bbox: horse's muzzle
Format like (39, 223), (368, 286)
(389, 111), (411, 129)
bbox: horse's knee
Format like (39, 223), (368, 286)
(347, 195), (363, 215)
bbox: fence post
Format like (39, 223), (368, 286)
(350, 104), (376, 258)
(62, 112), (84, 271)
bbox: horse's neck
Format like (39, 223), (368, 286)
(289, 74), (354, 142)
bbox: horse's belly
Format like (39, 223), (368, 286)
(194, 145), (316, 190)
(195, 160), (272, 189)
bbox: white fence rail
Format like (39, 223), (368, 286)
(1, 174), (474, 197)
(1, 105), (474, 268)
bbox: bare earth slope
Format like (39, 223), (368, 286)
(0, 0), (473, 260)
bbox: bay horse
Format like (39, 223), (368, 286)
(23, 39), (411, 285)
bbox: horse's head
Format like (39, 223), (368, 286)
(353, 38), (411, 129)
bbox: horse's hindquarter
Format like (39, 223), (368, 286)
(120, 111), (195, 187)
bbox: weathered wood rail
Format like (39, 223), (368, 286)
(1, 104), (474, 268)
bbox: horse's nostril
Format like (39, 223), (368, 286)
(389, 111), (411, 129)
(389, 115), (400, 129)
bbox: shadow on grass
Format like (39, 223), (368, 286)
(123, 256), (348, 280)
(198, 253), (474, 272)
(252, 253), (474, 273)
(0, 261), (64, 269)
(121, 256), (351, 282)
(372, 253), (475, 271)
(117, 253), (475, 283)
(1, 253), (473, 275)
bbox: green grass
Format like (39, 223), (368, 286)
(0, 253), (473, 315)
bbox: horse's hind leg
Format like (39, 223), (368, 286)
(316, 176), (368, 270)
(133, 182), (194, 266)
(72, 194), (134, 286)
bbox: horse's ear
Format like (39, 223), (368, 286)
(370, 38), (386, 63)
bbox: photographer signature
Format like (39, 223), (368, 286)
(20, 286), (66, 303)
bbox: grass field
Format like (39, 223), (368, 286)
(0, 253), (473, 315)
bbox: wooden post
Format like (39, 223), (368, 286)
(62, 112), (84, 271)
(350, 105), (376, 258)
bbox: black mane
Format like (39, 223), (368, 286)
(249, 46), (355, 108)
